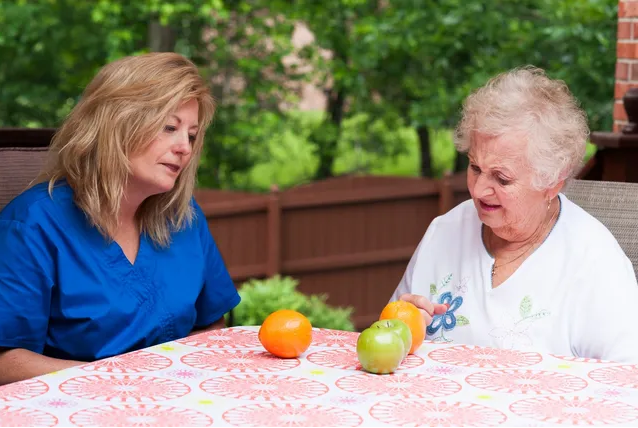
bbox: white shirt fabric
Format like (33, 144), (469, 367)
(391, 193), (638, 363)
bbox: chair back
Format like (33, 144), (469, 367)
(562, 179), (638, 276)
(0, 128), (53, 211)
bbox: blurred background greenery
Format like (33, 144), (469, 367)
(227, 275), (356, 331)
(0, 0), (614, 192)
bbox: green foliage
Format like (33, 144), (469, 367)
(523, 0), (617, 132)
(270, 0), (616, 178)
(228, 275), (356, 331)
(349, 0), (616, 133)
(0, 0), (617, 188)
(335, 123), (456, 178)
(0, 0), (300, 190)
(0, 1), (108, 126)
(239, 108), (457, 192)
(193, 1), (301, 188)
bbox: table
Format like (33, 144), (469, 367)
(1, 326), (637, 427)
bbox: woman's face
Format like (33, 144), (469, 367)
(466, 132), (561, 241)
(127, 99), (199, 202)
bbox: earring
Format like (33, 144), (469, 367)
(547, 198), (551, 211)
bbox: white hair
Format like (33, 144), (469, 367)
(454, 66), (590, 190)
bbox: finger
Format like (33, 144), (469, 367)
(425, 314), (434, 326)
(400, 293), (435, 315)
(433, 304), (448, 315)
(417, 308), (434, 326)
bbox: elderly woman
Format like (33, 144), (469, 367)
(0, 53), (240, 384)
(392, 66), (638, 363)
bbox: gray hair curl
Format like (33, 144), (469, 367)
(454, 66), (590, 189)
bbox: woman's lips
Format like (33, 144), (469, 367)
(161, 163), (180, 173)
(479, 200), (501, 211)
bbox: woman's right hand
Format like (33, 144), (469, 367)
(399, 293), (448, 326)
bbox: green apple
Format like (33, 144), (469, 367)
(370, 319), (412, 359)
(356, 321), (407, 375)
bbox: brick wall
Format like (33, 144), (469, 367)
(615, 0), (638, 132)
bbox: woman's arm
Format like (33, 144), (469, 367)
(191, 201), (241, 330)
(0, 221), (61, 383)
(188, 317), (226, 337)
(574, 249), (638, 363)
(0, 348), (84, 385)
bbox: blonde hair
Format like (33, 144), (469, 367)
(39, 52), (215, 247)
(454, 66), (590, 190)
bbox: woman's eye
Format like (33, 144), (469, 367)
(470, 164), (480, 173)
(164, 125), (177, 133)
(188, 134), (196, 143)
(497, 176), (511, 186)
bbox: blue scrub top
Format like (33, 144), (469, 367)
(0, 181), (240, 361)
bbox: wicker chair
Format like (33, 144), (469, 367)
(562, 179), (638, 276)
(0, 128), (53, 211)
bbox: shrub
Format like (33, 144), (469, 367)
(227, 275), (355, 331)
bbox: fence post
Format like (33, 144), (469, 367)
(438, 171), (454, 214)
(266, 184), (281, 277)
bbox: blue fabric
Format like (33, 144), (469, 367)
(0, 181), (240, 361)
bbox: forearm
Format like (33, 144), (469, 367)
(188, 317), (226, 336)
(0, 348), (84, 385)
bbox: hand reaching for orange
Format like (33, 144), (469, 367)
(379, 300), (426, 354)
(398, 293), (448, 327)
(258, 309), (312, 358)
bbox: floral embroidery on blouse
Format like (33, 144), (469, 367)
(488, 295), (550, 349)
(428, 273), (470, 342)
(428, 292), (463, 333)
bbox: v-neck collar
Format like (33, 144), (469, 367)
(104, 232), (150, 270)
(479, 194), (564, 292)
(57, 183), (151, 272)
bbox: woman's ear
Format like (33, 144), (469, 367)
(547, 179), (566, 201)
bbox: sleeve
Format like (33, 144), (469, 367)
(0, 220), (54, 353)
(572, 247), (638, 363)
(192, 201), (241, 328)
(389, 217), (440, 302)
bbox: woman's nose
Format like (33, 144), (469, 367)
(173, 133), (192, 155)
(472, 174), (494, 198)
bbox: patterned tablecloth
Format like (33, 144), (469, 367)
(1, 326), (638, 427)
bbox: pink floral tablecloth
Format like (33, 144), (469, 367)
(1, 326), (638, 427)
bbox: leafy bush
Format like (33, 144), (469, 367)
(227, 275), (355, 331)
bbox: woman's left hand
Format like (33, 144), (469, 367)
(399, 293), (448, 326)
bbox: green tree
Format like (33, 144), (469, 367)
(1, 0), (617, 185)
(281, 0), (616, 178)
(354, 0), (616, 175)
(0, 0), (301, 189)
(282, 0), (385, 180)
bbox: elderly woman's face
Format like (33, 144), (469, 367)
(466, 132), (553, 239)
(128, 99), (199, 199)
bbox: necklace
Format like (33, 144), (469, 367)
(488, 200), (559, 278)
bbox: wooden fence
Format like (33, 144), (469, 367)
(195, 173), (470, 330)
(1, 127), (472, 330)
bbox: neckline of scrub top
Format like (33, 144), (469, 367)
(51, 180), (154, 273)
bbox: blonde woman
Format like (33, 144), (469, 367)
(392, 67), (638, 363)
(0, 53), (240, 384)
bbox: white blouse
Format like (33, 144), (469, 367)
(391, 194), (638, 363)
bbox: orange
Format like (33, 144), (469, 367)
(258, 309), (312, 358)
(379, 301), (426, 354)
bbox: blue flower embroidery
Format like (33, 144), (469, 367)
(427, 292), (463, 335)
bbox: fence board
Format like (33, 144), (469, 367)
(197, 173), (470, 330)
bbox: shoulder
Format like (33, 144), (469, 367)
(178, 196), (214, 246)
(556, 194), (636, 294)
(410, 199), (479, 260)
(424, 199), (479, 238)
(558, 193), (628, 261)
(0, 180), (74, 227)
(188, 196), (209, 231)
(437, 198), (478, 225)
